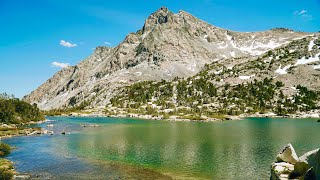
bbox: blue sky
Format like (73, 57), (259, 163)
(0, 0), (319, 98)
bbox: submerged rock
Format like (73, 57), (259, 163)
(276, 144), (299, 164)
(14, 174), (31, 180)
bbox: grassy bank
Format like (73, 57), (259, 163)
(0, 143), (14, 180)
(0, 125), (42, 138)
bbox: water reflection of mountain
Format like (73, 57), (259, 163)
(63, 117), (320, 179)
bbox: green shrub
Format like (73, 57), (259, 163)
(0, 167), (14, 180)
(0, 143), (11, 156)
(0, 93), (45, 124)
(0, 158), (14, 180)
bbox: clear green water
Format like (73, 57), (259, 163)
(3, 117), (320, 179)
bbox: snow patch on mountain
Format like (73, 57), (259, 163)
(314, 65), (320, 69)
(230, 51), (236, 57)
(275, 65), (292, 75)
(308, 39), (315, 51)
(239, 75), (255, 80)
(295, 53), (320, 66)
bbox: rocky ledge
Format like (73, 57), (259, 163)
(271, 144), (319, 180)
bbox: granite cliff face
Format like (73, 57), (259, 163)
(24, 7), (313, 110)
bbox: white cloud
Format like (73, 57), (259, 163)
(60, 40), (77, 48)
(294, 10), (307, 15)
(51, 61), (70, 68)
(294, 9), (312, 20)
(104, 41), (111, 45)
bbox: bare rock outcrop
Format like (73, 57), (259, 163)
(276, 144), (300, 164)
(271, 144), (319, 180)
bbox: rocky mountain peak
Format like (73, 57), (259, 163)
(142, 7), (174, 32)
(24, 7), (313, 110)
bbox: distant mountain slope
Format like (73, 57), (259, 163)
(24, 7), (313, 110)
(108, 34), (320, 117)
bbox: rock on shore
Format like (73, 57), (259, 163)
(271, 143), (319, 179)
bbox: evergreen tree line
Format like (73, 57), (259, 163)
(110, 77), (320, 116)
(0, 93), (44, 124)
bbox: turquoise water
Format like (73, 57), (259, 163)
(2, 117), (320, 179)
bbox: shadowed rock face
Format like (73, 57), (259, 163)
(23, 7), (312, 110)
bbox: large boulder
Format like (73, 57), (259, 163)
(293, 149), (319, 177)
(300, 148), (319, 162)
(271, 162), (294, 180)
(299, 149), (320, 179)
(276, 144), (299, 164)
(271, 145), (320, 180)
(312, 152), (320, 179)
(293, 161), (310, 177)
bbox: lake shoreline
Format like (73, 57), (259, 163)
(0, 120), (56, 179)
(48, 113), (241, 122)
(0, 120), (50, 139)
(48, 109), (320, 122)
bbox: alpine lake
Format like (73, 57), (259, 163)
(2, 117), (320, 179)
